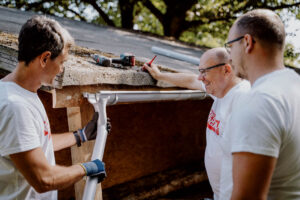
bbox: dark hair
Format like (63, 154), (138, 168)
(236, 9), (285, 49)
(18, 15), (73, 65)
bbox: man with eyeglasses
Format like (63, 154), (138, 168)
(220, 9), (300, 200)
(143, 47), (250, 199)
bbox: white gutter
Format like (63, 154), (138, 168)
(82, 90), (206, 200)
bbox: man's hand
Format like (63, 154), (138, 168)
(81, 159), (106, 183)
(73, 112), (112, 147)
(143, 63), (162, 80)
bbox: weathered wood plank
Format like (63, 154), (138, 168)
(67, 107), (103, 200)
(0, 45), (17, 72)
(52, 85), (181, 108)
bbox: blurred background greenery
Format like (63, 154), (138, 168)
(1, 0), (299, 67)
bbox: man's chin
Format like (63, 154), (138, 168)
(234, 70), (248, 80)
(41, 80), (55, 87)
(237, 72), (248, 80)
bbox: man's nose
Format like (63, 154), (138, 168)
(59, 66), (64, 73)
(198, 73), (205, 81)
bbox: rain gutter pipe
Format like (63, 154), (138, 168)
(82, 90), (206, 200)
(151, 46), (200, 65)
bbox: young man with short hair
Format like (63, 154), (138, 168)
(0, 16), (107, 199)
(222, 9), (300, 200)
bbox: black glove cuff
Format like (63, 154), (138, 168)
(73, 131), (81, 147)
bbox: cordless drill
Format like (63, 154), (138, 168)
(92, 53), (135, 67)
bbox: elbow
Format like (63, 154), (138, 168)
(32, 176), (55, 193)
(231, 191), (266, 200)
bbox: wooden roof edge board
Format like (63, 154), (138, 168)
(52, 84), (184, 108)
(0, 45), (18, 72)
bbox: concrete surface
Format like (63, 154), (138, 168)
(0, 33), (174, 88)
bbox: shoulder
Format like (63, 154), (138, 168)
(0, 100), (32, 119)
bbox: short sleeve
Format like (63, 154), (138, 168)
(0, 102), (40, 156)
(231, 93), (285, 158)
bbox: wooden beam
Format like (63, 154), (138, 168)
(67, 105), (105, 200)
(67, 107), (103, 200)
(0, 45), (17, 72)
(52, 85), (182, 108)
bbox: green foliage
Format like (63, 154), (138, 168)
(284, 43), (300, 68)
(1, 0), (299, 67)
(133, 1), (163, 35)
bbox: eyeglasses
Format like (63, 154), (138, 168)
(224, 35), (256, 53)
(224, 36), (244, 53)
(198, 63), (226, 75)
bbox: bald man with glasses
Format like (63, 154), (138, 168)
(143, 47), (250, 199)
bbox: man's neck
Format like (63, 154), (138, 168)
(221, 76), (242, 97)
(2, 63), (41, 93)
(246, 51), (285, 85)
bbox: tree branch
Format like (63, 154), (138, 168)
(67, 8), (87, 22)
(82, 0), (115, 27)
(186, 15), (236, 29)
(258, 2), (300, 10)
(140, 0), (164, 23)
(24, 0), (48, 10)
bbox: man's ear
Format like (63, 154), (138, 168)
(40, 51), (51, 68)
(244, 34), (255, 54)
(224, 64), (232, 75)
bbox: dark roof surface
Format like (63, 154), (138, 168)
(0, 6), (205, 73)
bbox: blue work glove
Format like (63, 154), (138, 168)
(73, 112), (112, 147)
(81, 159), (107, 183)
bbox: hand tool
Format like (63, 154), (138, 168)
(92, 53), (135, 67)
(147, 55), (157, 66)
(142, 55), (157, 71)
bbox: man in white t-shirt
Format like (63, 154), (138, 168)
(0, 16), (108, 200)
(143, 47), (250, 199)
(222, 9), (300, 200)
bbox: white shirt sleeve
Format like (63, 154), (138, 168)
(231, 93), (285, 158)
(0, 102), (41, 156)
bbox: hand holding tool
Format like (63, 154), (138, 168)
(73, 112), (111, 147)
(80, 159), (107, 183)
(147, 55), (157, 66)
(142, 55), (157, 71)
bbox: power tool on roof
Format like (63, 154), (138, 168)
(92, 53), (135, 68)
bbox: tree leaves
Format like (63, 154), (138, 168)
(1, 0), (299, 67)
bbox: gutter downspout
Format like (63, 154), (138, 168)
(82, 90), (206, 200)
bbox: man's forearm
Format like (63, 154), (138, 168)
(37, 164), (85, 192)
(52, 132), (76, 151)
(10, 147), (86, 193)
(158, 72), (203, 90)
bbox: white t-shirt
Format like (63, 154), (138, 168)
(204, 80), (250, 200)
(0, 81), (57, 200)
(220, 68), (300, 200)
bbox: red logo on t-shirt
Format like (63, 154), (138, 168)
(44, 121), (51, 139)
(207, 109), (220, 135)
